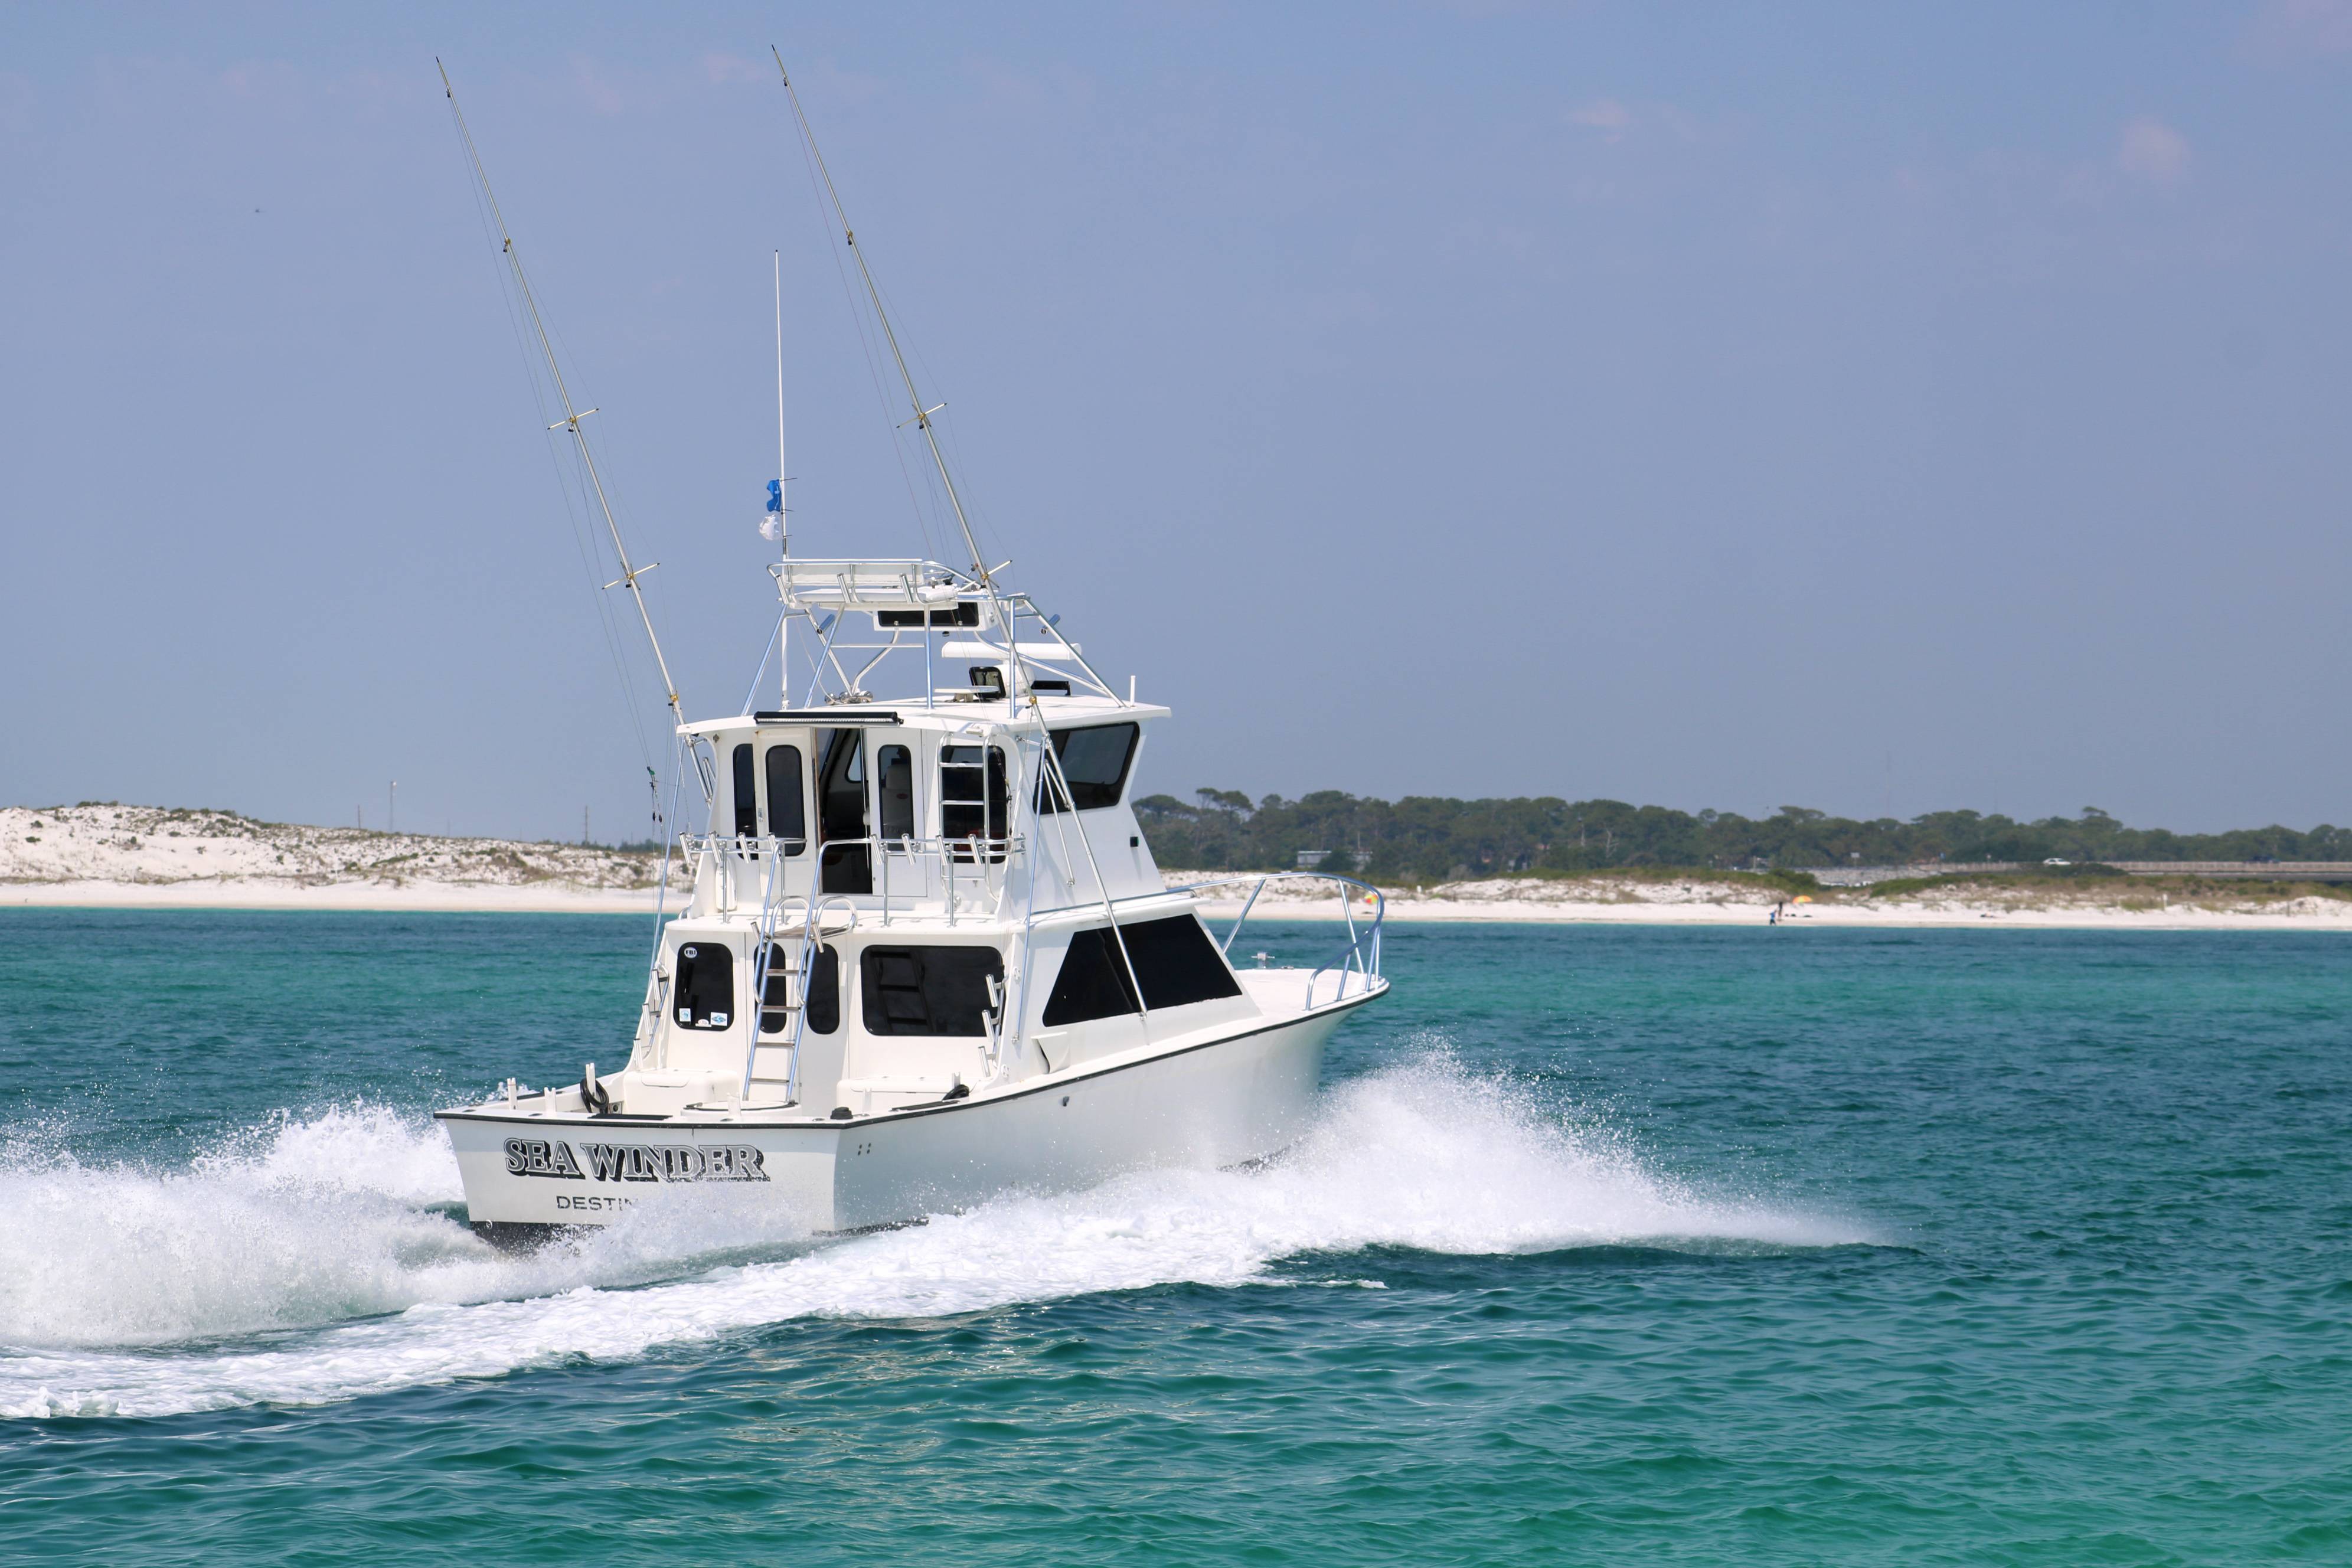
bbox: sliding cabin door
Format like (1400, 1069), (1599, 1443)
(817, 729), (873, 895)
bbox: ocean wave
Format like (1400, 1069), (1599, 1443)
(0, 1061), (1868, 1419)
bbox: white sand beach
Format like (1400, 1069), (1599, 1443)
(7, 805), (2350, 930)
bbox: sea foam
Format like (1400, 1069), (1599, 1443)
(0, 1061), (1867, 1419)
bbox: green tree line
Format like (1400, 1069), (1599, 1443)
(1133, 791), (2352, 879)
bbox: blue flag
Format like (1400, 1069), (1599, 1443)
(766, 479), (782, 514)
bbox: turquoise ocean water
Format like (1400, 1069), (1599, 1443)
(2, 910), (2347, 1564)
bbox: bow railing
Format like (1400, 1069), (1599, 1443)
(1172, 871), (1386, 1010)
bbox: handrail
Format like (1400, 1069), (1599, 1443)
(1172, 871), (1385, 1010)
(738, 864), (799, 1103)
(786, 897), (859, 1105)
(685, 832), (1022, 927)
(685, 831), (1024, 861)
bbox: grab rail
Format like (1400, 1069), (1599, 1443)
(786, 897), (858, 1105)
(1171, 871), (1385, 1010)
(738, 856), (798, 1102)
(685, 832), (1023, 862)
(685, 832), (1024, 926)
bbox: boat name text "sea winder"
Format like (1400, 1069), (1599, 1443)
(504, 1138), (770, 1182)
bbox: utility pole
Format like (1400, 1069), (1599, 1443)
(390, 781), (398, 835)
(583, 805), (590, 847)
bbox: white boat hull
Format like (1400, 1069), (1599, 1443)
(439, 997), (1368, 1236)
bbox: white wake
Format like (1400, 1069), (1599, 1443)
(0, 1063), (1868, 1419)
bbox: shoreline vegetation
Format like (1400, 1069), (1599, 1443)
(5, 802), (2350, 929)
(1136, 790), (2351, 877)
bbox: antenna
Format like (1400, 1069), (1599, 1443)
(771, 51), (1145, 1012)
(438, 60), (685, 724)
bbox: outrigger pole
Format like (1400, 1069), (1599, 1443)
(774, 250), (789, 561)
(439, 60), (687, 726)
(773, 248), (790, 704)
(772, 50), (995, 596)
(773, 50), (1150, 1023)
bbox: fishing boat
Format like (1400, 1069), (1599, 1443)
(432, 60), (1386, 1240)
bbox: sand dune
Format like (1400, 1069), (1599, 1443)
(1, 805), (659, 912)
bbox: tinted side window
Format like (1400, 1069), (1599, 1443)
(859, 946), (1005, 1037)
(674, 943), (734, 1030)
(877, 743), (914, 843)
(1040, 916), (1240, 1026)
(760, 940), (839, 1035)
(805, 944), (841, 1035)
(756, 942), (792, 1035)
(764, 744), (806, 853)
(1041, 926), (1140, 1027)
(1038, 723), (1139, 811)
(731, 744), (759, 839)
(1125, 915), (1244, 1009)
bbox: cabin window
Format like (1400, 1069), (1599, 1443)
(731, 744), (759, 840)
(756, 940), (838, 1035)
(1125, 914), (1246, 1008)
(876, 744), (915, 844)
(764, 744), (806, 853)
(1041, 927), (1138, 1026)
(859, 946), (1005, 1037)
(756, 943), (790, 1035)
(940, 744), (1009, 862)
(673, 943), (734, 1031)
(806, 944), (841, 1035)
(1037, 723), (1139, 812)
(1041, 916), (1241, 1026)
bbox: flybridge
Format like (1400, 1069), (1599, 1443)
(760, 557), (1122, 713)
(769, 558), (971, 612)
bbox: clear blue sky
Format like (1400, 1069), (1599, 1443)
(5, 2), (2350, 842)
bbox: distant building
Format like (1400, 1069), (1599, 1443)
(1296, 848), (1363, 871)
